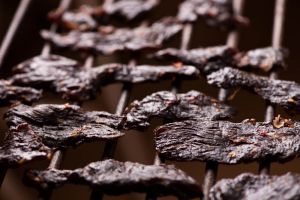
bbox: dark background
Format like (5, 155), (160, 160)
(0, 0), (300, 199)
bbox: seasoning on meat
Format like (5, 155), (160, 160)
(25, 159), (202, 199)
(151, 45), (237, 74)
(177, 0), (248, 29)
(207, 67), (300, 114)
(49, 0), (159, 31)
(154, 117), (300, 164)
(4, 104), (125, 148)
(0, 80), (42, 106)
(209, 173), (300, 200)
(235, 47), (288, 72)
(41, 17), (182, 54)
(10, 55), (199, 102)
(124, 90), (234, 129)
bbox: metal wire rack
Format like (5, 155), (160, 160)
(0, 0), (294, 199)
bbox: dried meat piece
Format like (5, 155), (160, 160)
(209, 173), (300, 200)
(154, 118), (300, 164)
(235, 47), (288, 72)
(10, 54), (102, 102)
(0, 124), (52, 167)
(207, 67), (300, 114)
(4, 104), (125, 148)
(106, 64), (200, 83)
(177, 0), (248, 29)
(102, 0), (159, 20)
(49, 1), (159, 31)
(41, 18), (182, 54)
(124, 90), (234, 129)
(0, 80), (42, 106)
(151, 45), (237, 74)
(25, 159), (202, 198)
(10, 55), (199, 102)
(49, 5), (104, 31)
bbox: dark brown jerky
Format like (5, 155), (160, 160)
(10, 54), (100, 102)
(151, 45), (237, 74)
(0, 80), (42, 106)
(41, 17), (182, 54)
(106, 64), (200, 83)
(25, 159), (202, 198)
(102, 0), (159, 20)
(209, 173), (300, 200)
(177, 0), (248, 29)
(207, 67), (300, 114)
(0, 124), (52, 167)
(4, 104), (124, 148)
(10, 55), (199, 102)
(235, 47), (288, 72)
(154, 118), (300, 164)
(124, 90), (234, 129)
(49, 5), (103, 31)
(49, 1), (159, 31)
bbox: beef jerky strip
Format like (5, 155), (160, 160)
(0, 124), (52, 167)
(41, 17), (182, 54)
(209, 173), (300, 200)
(235, 47), (288, 72)
(25, 159), (202, 198)
(49, 0), (159, 31)
(154, 117), (299, 164)
(207, 67), (300, 114)
(4, 104), (124, 148)
(102, 0), (159, 20)
(124, 90), (234, 129)
(152, 46), (287, 73)
(10, 54), (99, 102)
(48, 5), (103, 31)
(177, 0), (248, 29)
(10, 55), (199, 102)
(0, 80), (42, 106)
(151, 45), (237, 74)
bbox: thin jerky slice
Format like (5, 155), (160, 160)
(4, 104), (125, 148)
(209, 173), (300, 200)
(105, 64), (199, 83)
(124, 90), (234, 129)
(25, 159), (202, 198)
(49, 5), (103, 31)
(11, 55), (199, 102)
(0, 80), (42, 106)
(235, 47), (288, 72)
(10, 54), (102, 102)
(207, 67), (300, 114)
(102, 0), (159, 20)
(41, 17), (182, 54)
(154, 118), (300, 164)
(0, 124), (52, 167)
(49, 1), (159, 31)
(151, 45), (237, 74)
(177, 0), (248, 29)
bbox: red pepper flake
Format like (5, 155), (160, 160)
(173, 62), (183, 69)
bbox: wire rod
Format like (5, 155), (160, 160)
(145, 23), (194, 200)
(259, 0), (287, 175)
(202, 0), (245, 199)
(0, 0), (32, 68)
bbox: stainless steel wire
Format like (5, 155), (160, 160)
(259, 0), (287, 175)
(145, 23), (193, 200)
(0, 0), (32, 68)
(202, 0), (245, 199)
